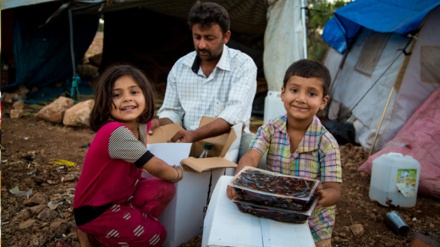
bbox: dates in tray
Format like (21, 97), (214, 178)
(233, 199), (317, 224)
(231, 166), (319, 212)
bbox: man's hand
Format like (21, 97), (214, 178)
(148, 119), (160, 135)
(148, 118), (173, 135)
(170, 129), (198, 143)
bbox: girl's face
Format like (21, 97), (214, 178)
(281, 75), (329, 122)
(110, 75), (146, 125)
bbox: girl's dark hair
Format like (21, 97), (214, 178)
(89, 64), (156, 132)
(283, 59), (331, 96)
(187, 1), (230, 34)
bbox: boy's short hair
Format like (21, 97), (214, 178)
(283, 59), (331, 96)
(187, 1), (230, 34)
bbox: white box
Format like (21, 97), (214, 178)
(264, 91), (286, 123)
(202, 176), (316, 247)
(147, 117), (242, 247)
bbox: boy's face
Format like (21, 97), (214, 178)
(281, 75), (329, 122)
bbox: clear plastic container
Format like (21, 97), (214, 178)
(232, 198), (317, 224)
(230, 166), (320, 211)
(369, 152), (420, 207)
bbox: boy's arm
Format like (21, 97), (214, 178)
(315, 182), (341, 208)
(226, 149), (262, 200)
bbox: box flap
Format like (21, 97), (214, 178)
(147, 123), (184, 144)
(181, 157), (237, 173)
(192, 116), (237, 158)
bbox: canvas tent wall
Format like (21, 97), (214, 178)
(1, 0), (306, 107)
(322, 0), (440, 152)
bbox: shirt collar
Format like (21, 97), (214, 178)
(190, 44), (231, 74)
(274, 115), (323, 152)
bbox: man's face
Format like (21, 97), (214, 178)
(192, 23), (231, 62)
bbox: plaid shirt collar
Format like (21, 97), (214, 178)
(273, 115), (324, 153)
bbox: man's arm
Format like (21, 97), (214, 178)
(170, 118), (231, 143)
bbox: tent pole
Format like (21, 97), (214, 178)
(302, 0), (308, 58)
(369, 86), (394, 157)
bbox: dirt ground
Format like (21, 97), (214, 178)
(1, 101), (440, 247)
(2, 31), (439, 247)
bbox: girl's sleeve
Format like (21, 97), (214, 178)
(108, 126), (154, 168)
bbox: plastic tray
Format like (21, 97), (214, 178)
(232, 198), (318, 224)
(230, 166), (320, 211)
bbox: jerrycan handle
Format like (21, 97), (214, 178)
(388, 152), (404, 157)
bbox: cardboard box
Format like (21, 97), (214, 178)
(147, 117), (241, 247)
(202, 176), (316, 247)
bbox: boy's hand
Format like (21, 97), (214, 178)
(315, 182), (341, 208)
(226, 185), (237, 200)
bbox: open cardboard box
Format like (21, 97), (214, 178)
(147, 116), (241, 247)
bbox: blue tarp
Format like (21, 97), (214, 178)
(2, 2), (99, 103)
(322, 0), (440, 54)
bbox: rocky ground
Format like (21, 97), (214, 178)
(1, 101), (439, 247)
(2, 31), (439, 247)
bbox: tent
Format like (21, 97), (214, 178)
(1, 0), (307, 107)
(321, 0), (440, 152)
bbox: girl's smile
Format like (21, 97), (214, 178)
(111, 75), (146, 126)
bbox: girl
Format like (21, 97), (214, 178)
(73, 64), (183, 247)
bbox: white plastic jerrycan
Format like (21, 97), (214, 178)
(369, 152), (421, 207)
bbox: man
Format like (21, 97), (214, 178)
(149, 1), (257, 159)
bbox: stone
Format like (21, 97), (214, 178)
(63, 99), (94, 127)
(38, 208), (58, 221)
(350, 223), (364, 236)
(19, 219), (36, 229)
(35, 96), (74, 123)
(11, 208), (31, 223)
(24, 192), (49, 206)
(29, 204), (47, 214)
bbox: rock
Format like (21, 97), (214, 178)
(11, 208), (31, 223)
(24, 192), (49, 206)
(350, 223), (364, 236)
(63, 99), (94, 127)
(35, 96), (74, 124)
(50, 219), (66, 229)
(19, 219), (36, 229)
(10, 108), (23, 118)
(12, 99), (25, 110)
(77, 64), (99, 79)
(38, 208), (58, 221)
(62, 173), (76, 182)
(29, 204), (47, 214)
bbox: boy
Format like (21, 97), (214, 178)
(227, 59), (342, 247)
